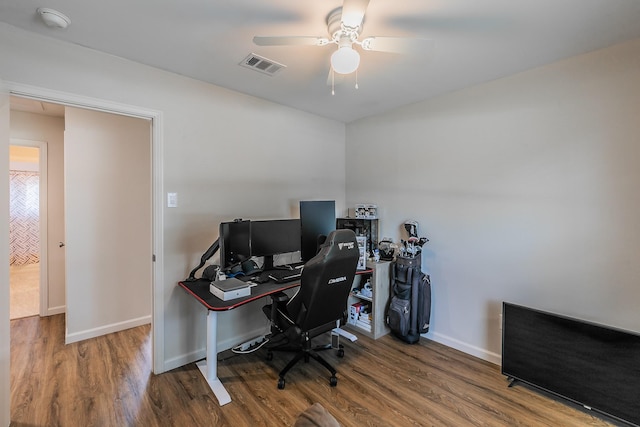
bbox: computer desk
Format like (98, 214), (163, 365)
(178, 278), (299, 406)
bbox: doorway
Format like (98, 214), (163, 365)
(7, 90), (162, 362)
(9, 98), (62, 321)
(6, 84), (164, 376)
(9, 98), (153, 339)
(8, 143), (43, 319)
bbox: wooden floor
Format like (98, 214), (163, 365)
(10, 315), (621, 427)
(9, 263), (39, 320)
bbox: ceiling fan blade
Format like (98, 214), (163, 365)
(253, 36), (328, 46)
(360, 37), (434, 54)
(341, 0), (370, 28)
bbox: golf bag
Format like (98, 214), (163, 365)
(387, 255), (431, 344)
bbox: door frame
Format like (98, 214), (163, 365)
(7, 82), (165, 374)
(9, 138), (48, 317)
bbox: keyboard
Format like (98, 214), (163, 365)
(268, 269), (302, 283)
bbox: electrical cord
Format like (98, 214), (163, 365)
(231, 337), (270, 354)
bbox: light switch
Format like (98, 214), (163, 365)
(167, 192), (178, 208)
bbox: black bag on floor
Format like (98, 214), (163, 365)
(386, 255), (431, 344)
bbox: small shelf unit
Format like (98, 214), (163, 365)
(345, 260), (391, 340)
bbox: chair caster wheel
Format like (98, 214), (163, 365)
(278, 378), (286, 389)
(337, 348), (344, 358)
(266, 351), (273, 361)
(329, 376), (338, 387)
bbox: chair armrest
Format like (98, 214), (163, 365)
(269, 291), (290, 303)
(269, 291), (291, 332)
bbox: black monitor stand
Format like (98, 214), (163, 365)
(262, 255), (275, 272)
(186, 238), (220, 281)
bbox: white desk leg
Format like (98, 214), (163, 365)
(196, 310), (232, 406)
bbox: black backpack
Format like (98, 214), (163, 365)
(386, 255), (431, 344)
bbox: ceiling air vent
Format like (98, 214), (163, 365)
(240, 53), (286, 76)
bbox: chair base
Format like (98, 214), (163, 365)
(266, 342), (344, 389)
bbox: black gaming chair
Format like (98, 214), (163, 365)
(262, 229), (360, 389)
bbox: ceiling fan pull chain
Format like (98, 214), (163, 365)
(355, 69), (359, 89)
(331, 69), (336, 95)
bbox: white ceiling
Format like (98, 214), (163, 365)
(10, 96), (65, 117)
(2, 0), (640, 123)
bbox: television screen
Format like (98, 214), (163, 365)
(502, 302), (640, 426)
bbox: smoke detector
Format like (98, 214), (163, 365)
(37, 8), (71, 29)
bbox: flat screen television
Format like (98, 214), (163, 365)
(502, 302), (640, 426)
(250, 219), (301, 270)
(299, 200), (336, 262)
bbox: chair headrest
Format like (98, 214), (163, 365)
(323, 229), (358, 251)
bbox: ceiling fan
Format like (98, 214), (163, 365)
(253, 0), (433, 77)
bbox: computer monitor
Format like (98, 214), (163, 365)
(250, 219), (301, 270)
(219, 220), (251, 269)
(299, 200), (336, 262)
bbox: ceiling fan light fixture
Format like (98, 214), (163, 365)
(331, 46), (360, 75)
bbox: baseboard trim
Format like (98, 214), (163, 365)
(46, 305), (65, 316)
(162, 327), (268, 374)
(426, 331), (501, 366)
(65, 315), (151, 344)
(161, 328), (502, 374)
(163, 349), (206, 373)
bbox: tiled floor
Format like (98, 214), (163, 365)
(10, 263), (39, 319)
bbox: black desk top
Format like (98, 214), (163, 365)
(178, 278), (299, 311)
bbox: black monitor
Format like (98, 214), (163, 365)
(219, 220), (251, 269)
(299, 200), (336, 262)
(250, 219), (301, 270)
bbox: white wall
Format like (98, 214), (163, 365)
(10, 111), (66, 313)
(0, 23), (346, 372)
(1, 76), (11, 427)
(10, 145), (39, 171)
(346, 38), (640, 363)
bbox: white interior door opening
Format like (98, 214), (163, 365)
(4, 82), (166, 378)
(8, 140), (48, 320)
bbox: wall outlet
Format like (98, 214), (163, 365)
(167, 192), (177, 208)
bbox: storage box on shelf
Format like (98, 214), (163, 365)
(345, 260), (390, 339)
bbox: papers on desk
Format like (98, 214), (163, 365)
(210, 278), (251, 301)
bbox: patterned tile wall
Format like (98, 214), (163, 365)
(9, 170), (40, 266)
